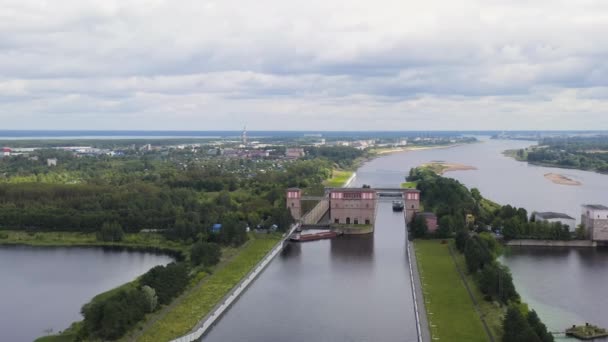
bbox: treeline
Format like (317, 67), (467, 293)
(513, 136), (608, 173)
(406, 167), (572, 240)
(304, 146), (363, 168)
(456, 231), (553, 342)
(80, 262), (189, 340)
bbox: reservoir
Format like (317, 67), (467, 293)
(0, 246), (173, 342)
(203, 137), (608, 341)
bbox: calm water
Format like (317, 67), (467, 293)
(0, 246), (173, 342)
(203, 202), (418, 342)
(204, 137), (608, 341)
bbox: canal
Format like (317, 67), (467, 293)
(202, 201), (419, 342)
(0, 246), (173, 342)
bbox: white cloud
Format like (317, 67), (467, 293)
(1, 0), (608, 129)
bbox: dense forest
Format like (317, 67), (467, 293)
(511, 136), (608, 173)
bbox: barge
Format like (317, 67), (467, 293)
(290, 231), (340, 242)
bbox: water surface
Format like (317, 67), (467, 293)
(0, 245), (173, 342)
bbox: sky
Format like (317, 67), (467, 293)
(1, 0), (608, 131)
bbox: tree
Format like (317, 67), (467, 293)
(502, 306), (541, 342)
(141, 285), (158, 313)
(527, 310), (554, 342)
(575, 224), (587, 240)
(410, 215), (428, 239)
(437, 215), (455, 238)
(191, 241), (221, 267)
(477, 262), (518, 303)
(464, 235), (493, 273)
(96, 222), (124, 242)
(455, 229), (469, 252)
(471, 188), (482, 202)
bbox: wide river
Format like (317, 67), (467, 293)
(0, 246), (173, 342)
(203, 137), (608, 341)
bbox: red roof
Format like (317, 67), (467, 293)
(2, 147), (11, 152)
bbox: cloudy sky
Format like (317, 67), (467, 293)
(2, 0), (608, 130)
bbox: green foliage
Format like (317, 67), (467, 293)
(304, 146), (363, 168)
(190, 241), (221, 267)
(502, 305), (541, 342)
(81, 287), (148, 340)
(477, 263), (519, 304)
(96, 222), (124, 242)
(527, 310), (554, 342)
(410, 215), (428, 238)
(140, 262), (189, 305)
(464, 235), (493, 273)
(455, 229), (469, 252)
(141, 285), (159, 313)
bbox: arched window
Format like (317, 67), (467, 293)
(346, 217), (351, 224)
(365, 219), (370, 225)
(354, 219), (359, 225)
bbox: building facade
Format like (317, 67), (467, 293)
(329, 188), (376, 225)
(285, 148), (305, 159)
(404, 189), (421, 223)
(286, 188), (302, 220)
(534, 212), (576, 232)
(582, 204), (608, 241)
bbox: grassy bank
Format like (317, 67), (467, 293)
(135, 234), (281, 342)
(401, 181), (417, 189)
(0, 230), (188, 256)
(414, 240), (489, 342)
(451, 244), (505, 338)
(324, 170), (354, 187)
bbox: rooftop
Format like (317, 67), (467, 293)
(329, 188), (375, 192)
(583, 204), (608, 211)
(535, 212), (575, 220)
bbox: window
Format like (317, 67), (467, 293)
(365, 219), (370, 225)
(412, 205), (415, 209)
(291, 202), (294, 207)
(346, 217), (351, 224)
(334, 218), (339, 224)
(354, 219), (359, 225)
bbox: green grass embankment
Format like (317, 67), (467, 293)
(414, 240), (489, 342)
(401, 181), (417, 189)
(0, 230), (188, 256)
(451, 244), (505, 339)
(135, 234), (281, 342)
(324, 170), (354, 187)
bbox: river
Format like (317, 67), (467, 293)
(203, 137), (608, 341)
(0, 245), (173, 342)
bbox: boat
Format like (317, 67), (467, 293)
(392, 200), (404, 211)
(290, 231), (339, 242)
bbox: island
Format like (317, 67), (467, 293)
(544, 173), (582, 186)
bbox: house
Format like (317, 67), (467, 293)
(581, 205), (608, 241)
(534, 212), (576, 232)
(417, 212), (438, 232)
(1, 147), (11, 157)
(212, 224), (222, 233)
(47, 158), (57, 167)
(285, 148), (305, 159)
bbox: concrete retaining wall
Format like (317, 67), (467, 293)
(302, 198), (329, 225)
(506, 239), (597, 247)
(332, 225), (374, 235)
(343, 172), (356, 188)
(170, 224), (299, 342)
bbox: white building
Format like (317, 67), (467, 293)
(582, 204), (608, 241)
(47, 158), (57, 167)
(533, 212), (576, 232)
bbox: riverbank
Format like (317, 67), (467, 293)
(324, 170), (355, 187)
(135, 234), (282, 342)
(370, 143), (467, 156)
(544, 173), (582, 186)
(506, 239), (596, 247)
(0, 230), (187, 257)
